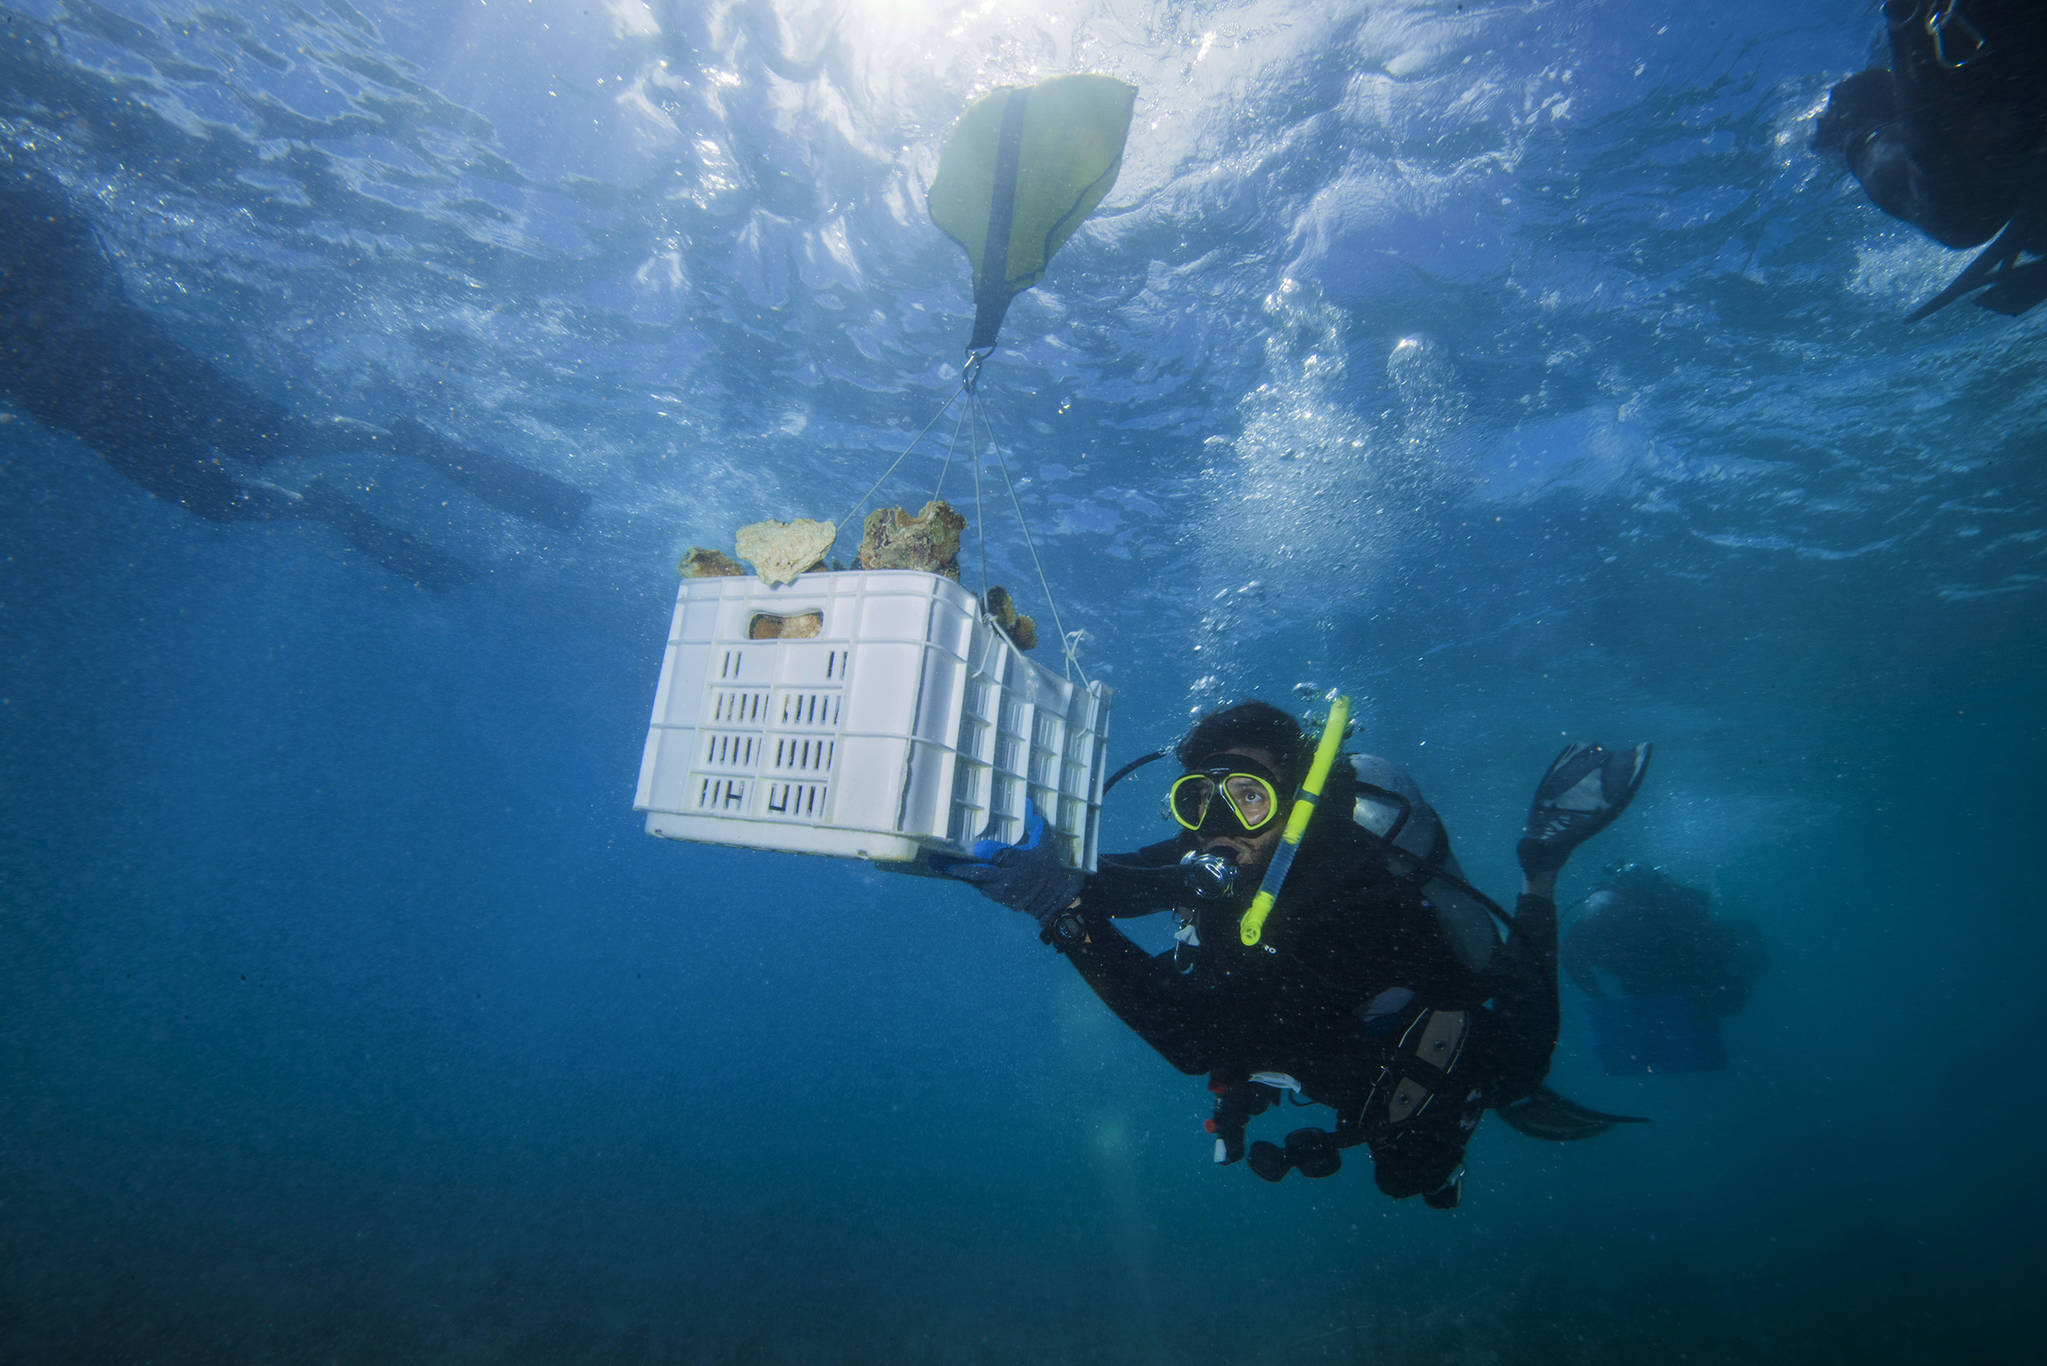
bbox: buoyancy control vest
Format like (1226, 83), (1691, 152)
(1347, 754), (1504, 976)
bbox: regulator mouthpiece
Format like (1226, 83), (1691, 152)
(1180, 849), (1240, 902)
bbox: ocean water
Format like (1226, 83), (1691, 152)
(3, 0), (2042, 1361)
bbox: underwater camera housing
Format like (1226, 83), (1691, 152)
(635, 570), (1112, 872)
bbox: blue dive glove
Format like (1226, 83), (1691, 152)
(933, 800), (1084, 927)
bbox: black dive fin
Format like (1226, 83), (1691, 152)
(1496, 1085), (1648, 1142)
(300, 478), (476, 592)
(1974, 257), (2047, 317)
(1908, 220), (2026, 322)
(386, 417), (589, 531)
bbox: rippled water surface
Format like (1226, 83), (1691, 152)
(4, 1), (2041, 1362)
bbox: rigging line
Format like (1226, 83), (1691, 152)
(970, 389), (989, 600)
(929, 393), (974, 506)
(832, 381), (968, 543)
(974, 390), (1089, 687)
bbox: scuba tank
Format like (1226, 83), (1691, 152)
(1348, 754), (1502, 976)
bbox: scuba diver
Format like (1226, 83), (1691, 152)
(1561, 863), (1768, 1076)
(1813, 0), (2047, 320)
(1563, 864), (1768, 1018)
(940, 699), (1652, 1209)
(1, 160), (588, 591)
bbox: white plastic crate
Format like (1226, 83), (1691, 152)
(635, 570), (1112, 871)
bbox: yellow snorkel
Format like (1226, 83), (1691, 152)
(1238, 694), (1351, 948)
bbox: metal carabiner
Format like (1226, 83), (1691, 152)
(1926, 0), (1993, 70)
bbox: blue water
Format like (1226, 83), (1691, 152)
(4, 0), (2043, 1360)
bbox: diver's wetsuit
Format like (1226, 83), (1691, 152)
(1564, 872), (1768, 1018)
(1048, 815), (1561, 1200)
(1815, 0), (2047, 318)
(0, 166), (322, 521)
(0, 163), (482, 589)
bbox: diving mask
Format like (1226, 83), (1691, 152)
(1170, 759), (1283, 834)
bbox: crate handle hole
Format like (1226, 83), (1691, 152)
(748, 611), (824, 640)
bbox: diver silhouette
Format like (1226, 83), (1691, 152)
(1560, 863), (1767, 1076)
(1814, 0), (2047, 320)
(0, 162), (588, 590)
(1564, 864), (1768, 1018)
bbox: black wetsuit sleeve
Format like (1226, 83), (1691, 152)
(1033, 841), (1228, 1075)
(1082, 838), (1188, 916)
(1048, 903), (1229, 1076)
(1056, 860), (1260, 1081)
(1486, 893), (1561, 1105)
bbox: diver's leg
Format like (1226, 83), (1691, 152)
(89, 320), (315, 470)
(1495, 741), (1651, 1097)
(381, 417), (589, 530)
(128, 466), (472, 591)
(1486, 893), (1562, 1103)
(297, 478), (476, 592)
(233, 411), (590, 531)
